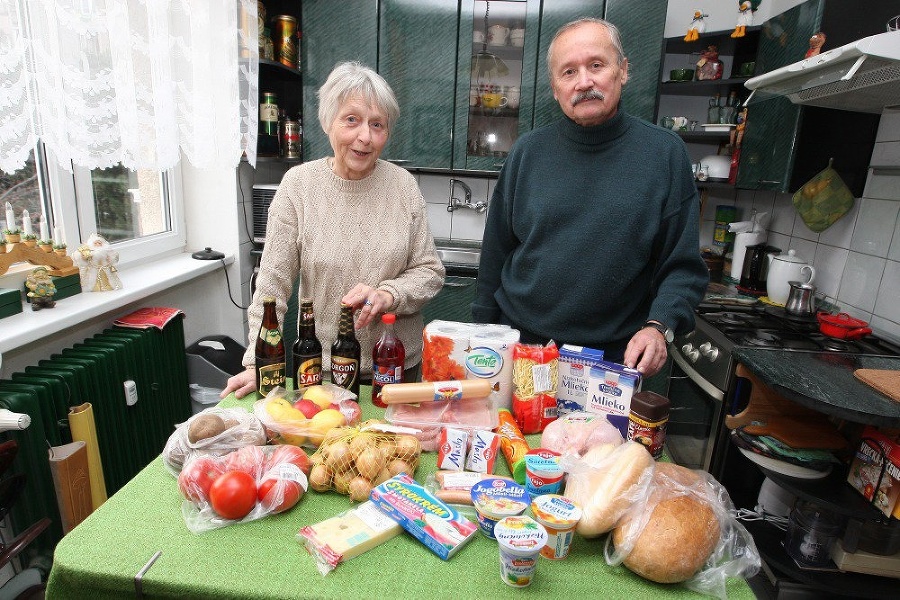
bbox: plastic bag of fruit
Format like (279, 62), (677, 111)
(162, 407), (267, 474)
(308, 420), (423, 502)
(178, 444), (311, 533)
(253, 384), (363, 449)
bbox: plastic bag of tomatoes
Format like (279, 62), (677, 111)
(178, 444), (311, 533)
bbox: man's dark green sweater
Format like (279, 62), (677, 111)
(472, 111), (708, 353)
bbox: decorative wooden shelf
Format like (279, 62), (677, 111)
(0, 242), (78, 277)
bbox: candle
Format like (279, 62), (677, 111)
(40, 215), (49, 241)
(4, 202), (13, 231)
(22, 210), (32, 236)
(54, 226), (64, 245)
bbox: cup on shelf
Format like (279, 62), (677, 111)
(659, 116), (674, 129)
(481, 92), (508, 109)
(488, 25), (510, 46)
(671, 116), (689, 130)
(473, 30), (486, 44)
(510, 28), (525, 47)
(505, 86), (520, 109)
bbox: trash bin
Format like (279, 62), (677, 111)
(185, 335), (246, 414)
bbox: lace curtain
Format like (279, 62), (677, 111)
(0, 0), (258, 174)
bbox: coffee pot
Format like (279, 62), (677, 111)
(767, 249), (815, 305)
(739, 243), (774, 294)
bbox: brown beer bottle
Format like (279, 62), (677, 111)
(255, 296), (286, 396)
(293, 298), (323, 391)
(330, 303), (361, 396)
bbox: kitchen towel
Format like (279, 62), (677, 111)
(466, 326), (520, 410)
(792, 159), (854, 232)
(48, 441), (94, 533)
(69, 402), (108, 509)
(422, 321), (473, 381)
(853, 369), (900, 403)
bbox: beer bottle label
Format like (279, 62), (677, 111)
(331, 356), (359, 389)
(261, 327), (282, 345)
(296, 357), (323, 387)
(258, 362), (286, 395)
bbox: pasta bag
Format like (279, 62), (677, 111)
(511, 342), (560, 434)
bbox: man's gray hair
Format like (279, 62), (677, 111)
(546, 18), (627, 82)
(317, 61), (400, 133)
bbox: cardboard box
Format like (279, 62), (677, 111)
(0, 287), (23, 319)
(846, 426), (900, 519)
(556, 344), (605, 415)
(586, 361), (642, 438)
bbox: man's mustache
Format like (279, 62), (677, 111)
(571, 90), (605, 106)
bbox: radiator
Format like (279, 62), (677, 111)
(0, 315), (192, 558)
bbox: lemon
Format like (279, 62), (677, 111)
(307, 409), (347, 446)
(302, 385), (334, 410)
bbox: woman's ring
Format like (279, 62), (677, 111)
(364, 299), (373, 306)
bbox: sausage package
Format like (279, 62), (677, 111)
(384, 394), (500, 452)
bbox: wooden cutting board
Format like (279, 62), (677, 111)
(854, 369), (900, 403)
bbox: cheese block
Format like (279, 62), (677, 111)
(297, 501), (402, 574)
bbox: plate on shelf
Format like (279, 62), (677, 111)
(701, 124), (736, 133)
(739, 448), (832, 480)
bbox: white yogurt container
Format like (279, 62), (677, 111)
(494, 516), (548, 587)
(530, 494), (582, 559)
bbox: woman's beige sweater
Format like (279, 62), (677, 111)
(242, 158), (445, 377)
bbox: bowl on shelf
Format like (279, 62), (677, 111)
(669, 68), (694, 82)
(701, 123), (736, 133)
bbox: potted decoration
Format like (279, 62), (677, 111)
(22, 233), (37, 247)
(39, 239), (53, 252)
(0, 240), (6, 253)
(53, 242), (67, 256)
(3, 228), (21, 244)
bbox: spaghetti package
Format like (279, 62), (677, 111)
(511, 342), (560, 434)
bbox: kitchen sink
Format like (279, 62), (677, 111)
(436, 248), (480, 266)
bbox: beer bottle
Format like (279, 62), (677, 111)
(293, 298), (322, 391)
(256, 296), (286, 396)
(372, 313), (405, 408)
(330, 303), (361, 397)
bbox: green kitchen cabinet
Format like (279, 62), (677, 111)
(300, 0), (378, 162)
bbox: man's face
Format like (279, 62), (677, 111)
(550, 23), (628, 127)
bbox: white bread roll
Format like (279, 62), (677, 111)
(564, 441), (654, 538)
(612, 462), (720, 583)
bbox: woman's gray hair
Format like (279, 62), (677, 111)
(546, 18), (627, 81)
(317, 61), (400, 133)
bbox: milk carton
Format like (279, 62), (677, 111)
(586, 361), (642, 438)
(556, 344), (605, 415)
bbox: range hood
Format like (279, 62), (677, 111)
(744, 31), (900, 113)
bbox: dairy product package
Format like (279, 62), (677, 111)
(585, 361), (642, 438)
(556, 345), (606, 415)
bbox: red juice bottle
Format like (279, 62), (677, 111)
(372, 313), (405, 408)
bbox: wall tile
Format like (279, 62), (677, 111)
(734, 188), (754, 218)
(487, 179), (497, 203)
(837, 252), (886, 313)
(873, 260), (900, 325)
(426, 203), (452, 239)
(870, 141), (900, 167)
(752, 190), (776, 215)
(817, 200), (858, 249)
(791, 212), (820, 242)
(850, 197), (899, 258)
(889, 214), (900, 262)
(451, 209), (487, 242)
(869, 315), (900, 345)
(877, 109), (900, 142)
(419, 174), (451, 205)
(699, 219), (716, 248)
(770, 193), (795, 235)
(812, 245), (848, 300)
(839, 304), (873, 324)
(768, 232), (790, 256)
(864, 171), (900, 201)
(788, 237), (817, 265)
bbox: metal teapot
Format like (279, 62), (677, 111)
(767, 249), (815, 305)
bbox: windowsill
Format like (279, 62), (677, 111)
(0, 252), (233, 356)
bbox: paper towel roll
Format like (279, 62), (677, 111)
(422, 321), (474, 381)
(467, 328), (520, 410)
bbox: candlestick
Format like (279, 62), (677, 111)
(22, 210), (32, 236)
(40, 215), (50, 241)
(4, 202), (13, 231)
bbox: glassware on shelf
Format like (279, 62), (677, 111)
(708, 93), (721, 124)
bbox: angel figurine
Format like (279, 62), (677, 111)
(72, 233), (122, 292)
(684, 10), (708, 42)
(731, 0), (761, 38)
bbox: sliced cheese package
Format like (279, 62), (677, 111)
(297, 501), (402, 575)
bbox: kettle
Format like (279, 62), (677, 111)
(767, 249), (815, 305)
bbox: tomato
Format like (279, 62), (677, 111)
(224, 445), (266, 478)
(178, 456), (224, 503)
(209, 471), (258, 520)
(267, 444), (311, 475)
(257, 477), (302, 513)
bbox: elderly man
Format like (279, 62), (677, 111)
(473, 18), (707, 377)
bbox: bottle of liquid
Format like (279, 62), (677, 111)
(720, 91), (738, 125)
(255, 296), (286, 396)
(260, 92), (279, 136)
(292, 298), (322, 391)
(707, 93), (721, 125)
(371, 313), (405, 408)
(330, 303), (361, 397)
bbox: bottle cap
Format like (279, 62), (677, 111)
(381, 313), (396, 324)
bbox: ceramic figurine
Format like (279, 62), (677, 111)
(26, 266), (56, 310)
(806, 32), (826, 58)
(684, 10), (707, 42)
(731, 0), (761, 38)
(72, 233), (122, 292)
(696, 45), (724, 81)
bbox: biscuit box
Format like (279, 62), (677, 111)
(556, 344), (605, 415)
(585, 360), (642, 439)
(846, 426), (900, 519)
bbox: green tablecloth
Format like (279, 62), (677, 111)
(47, 387), (755, 600)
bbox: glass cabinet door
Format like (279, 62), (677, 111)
(453, 0), (540, 171)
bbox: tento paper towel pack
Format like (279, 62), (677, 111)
(466, 326), (519, 409)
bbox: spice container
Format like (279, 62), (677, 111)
(627, 390), (670, 459)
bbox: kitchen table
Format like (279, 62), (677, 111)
(47, 387), (756, 600)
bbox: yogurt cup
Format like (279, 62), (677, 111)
(530, 494), (582, 559)
(495, 516), (548, 587)
(524, 449), (563, 496)
(471, 478), (529, 539)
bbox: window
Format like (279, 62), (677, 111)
(1, 151), (47, 239)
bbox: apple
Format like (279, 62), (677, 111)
(302, 385), (334, 410)
(293, 398), (321, 419)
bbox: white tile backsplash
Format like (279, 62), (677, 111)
(890, 215), (900, 262)
(850, 197), (899, 257)
(877, 109), (900, 142)
(870, 140), (900, 167)
(419, 173), (495, 243)
(817, 200), (858, 249)
(791, 211), (820, 242)
(838, 252), (885, 313)
(864, 170), (900, 200)
(770, 193), (795, 235)
(426, 202), (452, 239)
(874, 260), (900, 325)
(811, 245), (848, 300)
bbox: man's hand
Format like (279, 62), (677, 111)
(623, 326), (668, 377)
(221, 367), (256, 399)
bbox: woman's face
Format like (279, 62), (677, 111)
(328, 95), (389, 180)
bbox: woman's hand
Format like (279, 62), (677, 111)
(221, 367), (257, 399)
(342, 283), (395, 329)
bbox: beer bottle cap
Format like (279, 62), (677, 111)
(381, 313), (396, 324)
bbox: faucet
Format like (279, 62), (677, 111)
(447, 178), (487, 213)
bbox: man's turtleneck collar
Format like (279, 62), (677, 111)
(558, 109), (629, 147)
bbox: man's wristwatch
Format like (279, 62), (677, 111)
(644, 321), (674, 343)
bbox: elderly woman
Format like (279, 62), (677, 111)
(224, 61), (445, 399)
